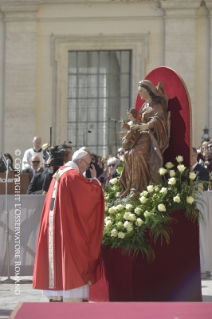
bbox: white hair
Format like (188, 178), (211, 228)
(107, 157), (119, 166)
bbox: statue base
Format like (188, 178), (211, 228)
(89, 211), (201, 302)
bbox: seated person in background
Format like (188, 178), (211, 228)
(192, 147), (209, 191)
(21, 155), (43, 175)
(22, 136), (44, 170)
(198, 140), (210, 166)
(104, 157), (120, 187)
(0, 153), (15, 172)
(205, 140), (212, 173)
(98, 155), (110, 184)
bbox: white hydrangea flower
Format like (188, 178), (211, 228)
(123, 221), (133, 231)
(139, 196), (147, 204)
(189, 172), (196, 180)
(136, 218), (144, 227)
(117, 221), (123, 229)
(144, 211), (151, 218)
(134, 207), (142, 215)
(186, 196), (194, 204)
(128, 213), (136, 221)
(109, 207), (116, 214)
(116, 204), (125, 211)
(176, 155), (183, 163)
(126, 204), (133, 211)
(168, 177), (176, 185)
(147, 185), (154, 193)
(173, 195), (181, 203)
(140, 191), (148, 197)
(165, 162), (174, 169)
(160, 187), (167, 194)
(105, 205), (108, 212)
(159, 167), (167, 175)
(115, 192), (120, 198)
(154, 186), (160, 192)
(105, 220), (113, 228)
(118, 232), (125, 239)
(110, 178), (118, 185)
(177, 164), (186, 173)
(158, 204), (166, 212)
(111, 228), (118, 237)
(105, 216), (111, 221)
(124, 212), (130, 220)
(169, 170), (176, 177)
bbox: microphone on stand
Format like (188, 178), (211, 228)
(6, 159), (12, 172)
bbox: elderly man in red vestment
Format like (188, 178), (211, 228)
(33, 149), (105, 302)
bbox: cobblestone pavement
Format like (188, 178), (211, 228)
(0, 276), (212, 318)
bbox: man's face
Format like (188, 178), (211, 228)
(64, 148), (72, 163)
(117, 149), (124, 159)
(108, 162), (116, 174)
(33, 138), (41, 150)
(78, 154), (91, 174)
(191, 153), (197, 166)
(30, 156), (41, 171)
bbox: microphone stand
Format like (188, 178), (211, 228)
(1, 156), (15, 283)
(108, 118), (121, 150)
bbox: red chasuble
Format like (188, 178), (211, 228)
(33, 167), (105, 291)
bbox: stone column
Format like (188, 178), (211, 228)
(195, 1), (210, 146)
(161, 1), (200, 146)
(0, 10), (5, 153)
(205, 0), (212, 141)
(0, 4), (40, 155)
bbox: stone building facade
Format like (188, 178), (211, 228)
(0, 0), (211, 156)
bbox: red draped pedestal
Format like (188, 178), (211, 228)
(89, 211), (201, 302)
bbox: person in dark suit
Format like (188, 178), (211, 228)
(192, 147), (209, 190)
(27, 168), (52, 194)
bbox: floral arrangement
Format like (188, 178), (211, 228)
(102, 156), (204, 260)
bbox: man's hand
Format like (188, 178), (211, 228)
(90, 164), (97, 178)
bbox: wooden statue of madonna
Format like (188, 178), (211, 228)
(119, 80), (170, 197)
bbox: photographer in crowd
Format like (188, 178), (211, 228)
(27, 144), (72, 194)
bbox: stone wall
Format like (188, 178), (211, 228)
(0, 0), (211, 156)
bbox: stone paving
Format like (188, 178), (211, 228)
(0, 276), (212, 318)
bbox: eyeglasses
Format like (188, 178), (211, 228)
(109, 164), (115, 168)
(32, 161), (40, 163)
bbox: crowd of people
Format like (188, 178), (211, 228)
(0, 133), (212, 195)
(0, 136), (127, 194)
